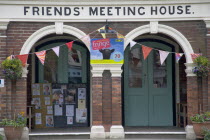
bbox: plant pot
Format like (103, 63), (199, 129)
(192, 122), (210, 138)
(4, 126), (23, 140)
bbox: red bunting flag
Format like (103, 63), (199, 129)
(16, 54), (29, 67)
(35, 50), (46, 65)
(191, 53), (202, 61)
(142, 45), (153, 60)
(66, 41), (74, 50)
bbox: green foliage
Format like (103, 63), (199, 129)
(193, 56), (210, 77)
(1, 58), (22, 80)
(202, 127), (210, 140)
(0, 134), (3, 140)
(190, 114), (205, 123)
(191, 111), (210, 123)
(0, 112), (27, 127)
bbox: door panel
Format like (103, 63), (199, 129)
(124, 40), (173, 126)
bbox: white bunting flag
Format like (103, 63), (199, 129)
(175, 53), (184, 63)
(81, 35), (91, 47)
(159, 50), (169, 65)
(52, 46), (60, 57)
(130, 40), (137, 49)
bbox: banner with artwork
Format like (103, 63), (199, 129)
(90, 38), (124, 64)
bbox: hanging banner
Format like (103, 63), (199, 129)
(90, 38), (124, 64)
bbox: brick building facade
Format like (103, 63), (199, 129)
(0, 0), (210, 139)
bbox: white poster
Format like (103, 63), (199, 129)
(47, 106), (53, 114)
(46, 115), (54, 127)
(67, 116), (73, 125)
(78, 88), (86, 100)
(32, 84), (40, 95)
(35, 113), (42, 125)
(66, 105), (74, 116)
(43, 84), (51, 95)
(76, 108), (87, 123)
(32, 98), (41, 109)
(45, 97), (50, 105)
(54, 105), (63, 116)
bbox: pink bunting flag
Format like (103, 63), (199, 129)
(16, 54), (29, 67)
(191, 53), (202, 61)
(81, 35), (90, 47)
(130, 40), (137, 49)
(159, 50), (170, 65)
(142, 45), (153, 60)
(175, 53), (183, 63)
(66, 41), (74, 50)
(35, 50), (46, 65)
(52, 46), (60, 57)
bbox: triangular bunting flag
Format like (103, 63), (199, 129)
(101, 33), (106, 39)
(97, 26), (105, 32)
(175, 53), (183, 63)
(81, 35), (90, 47)
(117, 33), (125, 39)
(130, 40), (137, 49)
(52, 46), (60, 57)
(16, 54), (29, 66)
(35, 50), (46, 65)
(159, 50), (170, 65)
(191, 53), (202, 61)
(142, 45), (153, 60)
(66, 41), (74, 50)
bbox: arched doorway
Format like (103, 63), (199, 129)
(27, 34), (90, 128)
(124, 34), (178, 126)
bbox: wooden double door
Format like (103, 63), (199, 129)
(124, 40), (173, 126)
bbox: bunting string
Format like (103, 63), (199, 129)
(7, 25), (200, 65)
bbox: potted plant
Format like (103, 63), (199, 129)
(190, 112), (210, 138)
(1, 58), (22, 80)
(0, 112), (27, 140)
(192, 56), (210, 77)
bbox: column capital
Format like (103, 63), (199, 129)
(184, 63), (196, 77)
(91, 64), (122, 77)
(205, 20), (210, 28)
(0, 21), (9, 30)
(22, 64), (29, 78)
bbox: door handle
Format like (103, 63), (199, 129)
(144, 74), (147, 84)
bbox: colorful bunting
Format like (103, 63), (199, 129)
(66, 41), (74, 50)
(159, 50), (169, 65)
(81, 35), (90, 47)
(175, 53), (183, 63)
(16, 54), (29, 66)
(130, 40), (137, 49)
(98, 26), (106, 39)
(191, 53), (202, 61)
(35, 50), (46, 65)
(6, 55), (15, 60)
(52, 46), (60, 57)
(117, 33), (125, 39)
(142, 45), (153, 60)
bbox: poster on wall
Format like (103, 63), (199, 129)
(54, 104), (63, 116)
(43, 84), (51, 95)
(32, 98), (41, 109)
(90, 38), (124, 64)
(45, 97), (51, 105)
(67, 116), (73, 125)
(78, 88), (86, 100)
(76, 108), (87, 123)
(35, 113), (42, 124)
(32, 84), (40, 95)
(52, 89), (63, 104)
(64, 88), (76, 104)
(66, 105), (74, 116)
(47, 106), (53, 114)
(78, 99), (86, 109)
(46, 115), (54, 127)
